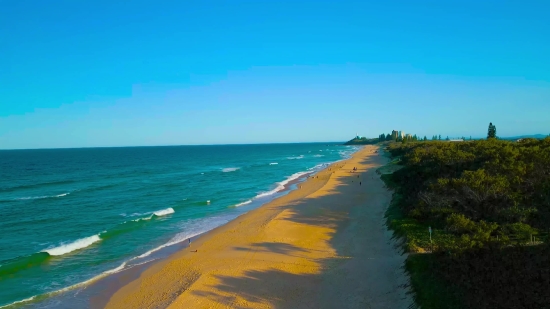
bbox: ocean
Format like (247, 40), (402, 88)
(0, 143), (360, 308)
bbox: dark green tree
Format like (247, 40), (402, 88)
(423, 136), (428, 141)
(439, 134), (442, 140)
(487, 122), (497, 139)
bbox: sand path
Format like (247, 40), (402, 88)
(104, 145), (411, 309)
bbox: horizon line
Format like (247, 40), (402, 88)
(1, 134), (546, 151)
(0, 140), (348, 151)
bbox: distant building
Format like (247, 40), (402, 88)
(399, 131), (405, 139)
(391, 130), (398, 140)
(405, 134), (412, 139)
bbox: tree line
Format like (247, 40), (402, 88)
(382, 122), (550, 308)
(378, 133), (475, 143)
(379, 122), (498, 143)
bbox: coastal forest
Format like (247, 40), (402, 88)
(382, 130), (550, 308)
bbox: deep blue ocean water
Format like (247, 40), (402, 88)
(0, 143), (359, 308)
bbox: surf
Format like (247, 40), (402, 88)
(234, 200), (252, 207)
(221, 167), (240, 172)
(44, 235), (101, 256)
(255, 170), (313, 199)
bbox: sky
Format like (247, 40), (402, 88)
(1, 0), (549, 149)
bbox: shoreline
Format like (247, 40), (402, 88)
(102, 145), (412, 309)
(86, 154), (354, 308)
(87, 166), (330, 308)
(3, 148), (359, 309)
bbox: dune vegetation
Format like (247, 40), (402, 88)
(381, 135), (550, 309)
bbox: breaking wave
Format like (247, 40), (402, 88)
(255, 171), (312, 199)
(234, 200), (252, 207)
(43, 235), (101, 256)
(128, 207), (175, 222)
(12, 192), (71, 201)
(286, 155), (304, 160)
(222, 167), (240, 172)
(153, 207), (175, 216)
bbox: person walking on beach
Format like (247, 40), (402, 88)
(188, 238), (191, 247)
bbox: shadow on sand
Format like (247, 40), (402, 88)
(185, 152), (412, 309)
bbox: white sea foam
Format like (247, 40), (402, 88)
(313, 154), (324, 157)
(14, 192), (70, 201)
(279, 171), (312, 187)
(137, 216), (230, 259)
(153, 207), (175, 217)
(255, 185), (285, 199)
(130, 208), (174, 221)
(0, 295), (37, 308)
(44, 235), (101, 256)
(234, 200), (252, 207)
(104, 262), (127, 274)
(286, 155), (304, 160)
(309, 163), (325, 170)
(222, 167), (240, 172)
(15, 196), (46, 200)
(129, 211), (152, 217)
(269, 162), (278, 165)
(255, 171), (313, 199)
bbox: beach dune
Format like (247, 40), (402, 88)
(103, 145), (411, 309)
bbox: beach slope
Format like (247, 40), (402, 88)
(104, 145), (411, 309)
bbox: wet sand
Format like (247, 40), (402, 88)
(103, 145), (411, 309)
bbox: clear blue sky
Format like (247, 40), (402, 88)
(1, 0), (549, 149)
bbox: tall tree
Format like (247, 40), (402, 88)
(439, 134), (442, 140)
(423, 136), (428, 141)
(487, 122), (497, 139)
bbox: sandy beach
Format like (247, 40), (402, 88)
(102, 145), (411, 309)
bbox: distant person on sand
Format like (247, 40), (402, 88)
(188, 238), (191, 246)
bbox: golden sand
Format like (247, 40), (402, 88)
(104, 145), (411, 309)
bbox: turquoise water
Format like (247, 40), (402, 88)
(0, 143), (359, 308)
